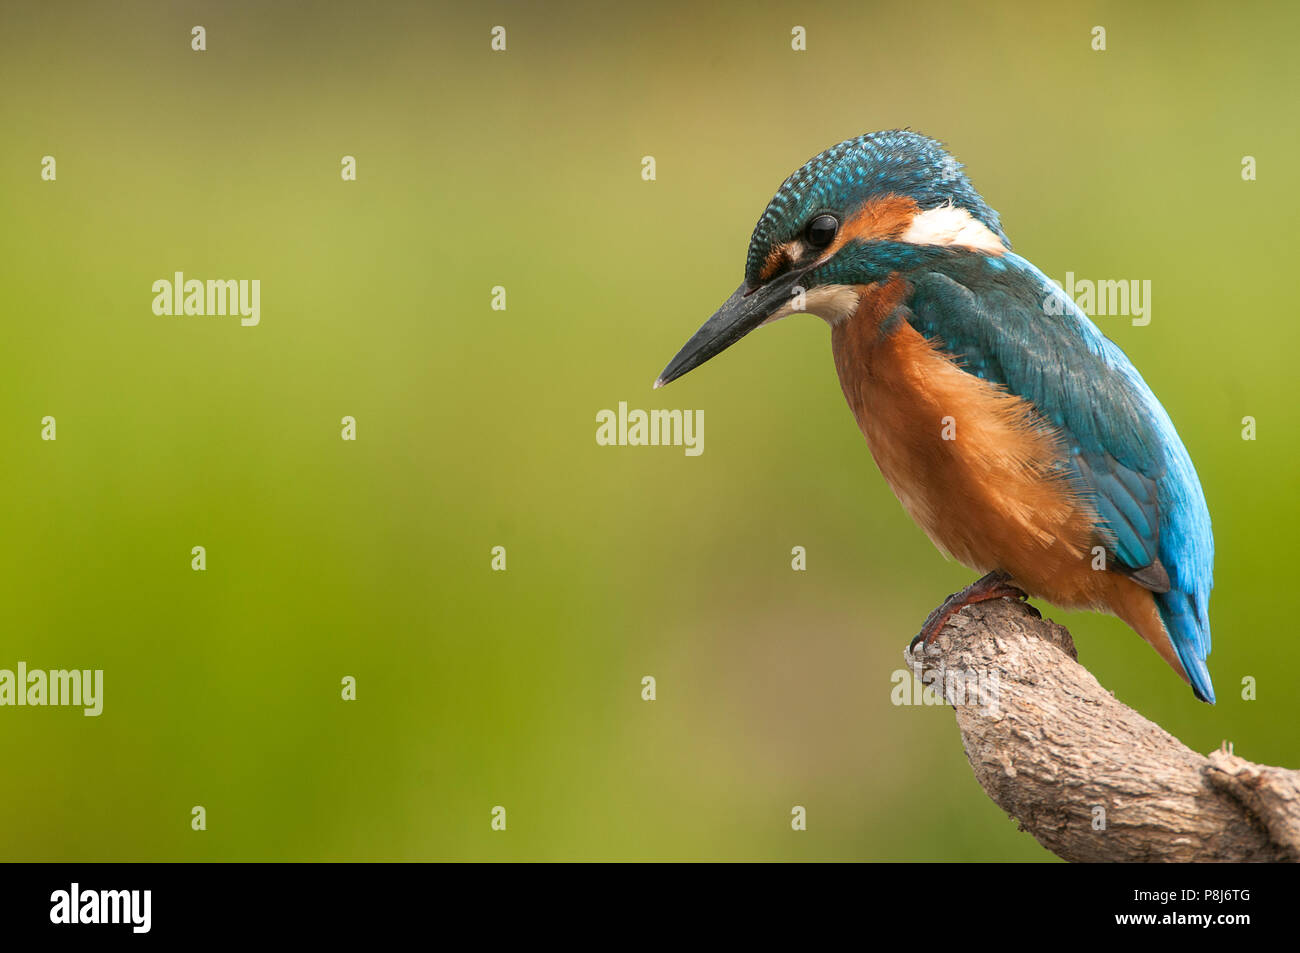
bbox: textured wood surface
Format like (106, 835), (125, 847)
(904, 598), (1299, 862)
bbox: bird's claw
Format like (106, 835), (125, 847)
(907, 571), (1032, 654)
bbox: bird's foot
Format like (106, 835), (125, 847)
(908, 571), (1031, 652)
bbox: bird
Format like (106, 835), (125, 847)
(655, 129), (1215, 703)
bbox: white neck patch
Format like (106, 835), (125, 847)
(763, 284), (862, 327)
(899, 204), (1006, 254)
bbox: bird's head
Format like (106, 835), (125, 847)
(655, 129), (1010, 388)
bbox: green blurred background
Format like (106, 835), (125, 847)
(1, 0), (1296, 861)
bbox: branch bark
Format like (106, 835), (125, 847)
(903, 598), (1300, 862)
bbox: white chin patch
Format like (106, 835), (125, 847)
(762, 284), (861, 327)
(900, 204), (1006, 253)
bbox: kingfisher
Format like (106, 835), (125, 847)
(655, 130), (1215, 702)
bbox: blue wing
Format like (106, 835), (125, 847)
(901, 252), (1215, 701)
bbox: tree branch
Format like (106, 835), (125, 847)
(903, 598), (1300, 862)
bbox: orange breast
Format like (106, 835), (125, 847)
(833, 280), (1099, 609)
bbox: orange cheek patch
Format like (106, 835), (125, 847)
(824, 195), (921, 258)
(759, 242), (796, 281)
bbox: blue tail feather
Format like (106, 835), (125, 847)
(1156, 589), (1215, 703)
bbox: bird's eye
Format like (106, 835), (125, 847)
(805, 214), (838, 249)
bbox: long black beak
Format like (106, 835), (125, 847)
(655, 268), (806, 388)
